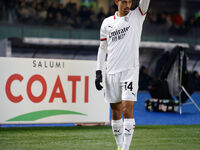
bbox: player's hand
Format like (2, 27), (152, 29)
(95, 70), (103, 90)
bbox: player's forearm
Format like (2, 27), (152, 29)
(139, 0), (150, 15)
(96, 42), (107, 70)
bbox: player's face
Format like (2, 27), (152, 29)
(115, 0), (132, 16)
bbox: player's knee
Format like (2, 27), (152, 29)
(123, 107), (133, 118)
(112, 109), (122, 120)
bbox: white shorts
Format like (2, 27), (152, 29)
(104, 67), (139, 103)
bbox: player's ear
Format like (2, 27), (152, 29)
(115, 0), (119, 6)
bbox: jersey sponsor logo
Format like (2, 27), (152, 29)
(109, 26), (130, 42)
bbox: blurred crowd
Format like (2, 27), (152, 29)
(0, 0), (113, 29)
(146, 9), (200, 35)
(0, 0), (200, 33)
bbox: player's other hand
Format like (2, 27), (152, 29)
(95, 70), (103, 90)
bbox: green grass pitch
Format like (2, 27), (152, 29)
(0, 125), (200, 150)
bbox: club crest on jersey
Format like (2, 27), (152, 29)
(109, 26), (130, 42)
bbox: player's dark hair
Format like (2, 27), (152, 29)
(115, 0), (139, 10)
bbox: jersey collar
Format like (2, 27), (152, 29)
(114, 12), (119, 20)
(114, 11), (131, 20)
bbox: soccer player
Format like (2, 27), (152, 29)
(95, 0), (150, 150)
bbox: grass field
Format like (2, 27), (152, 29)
(0, 125), (200, 150)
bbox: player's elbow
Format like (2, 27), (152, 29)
(99, 42), (107, 52)
(139, 0), (150, 15)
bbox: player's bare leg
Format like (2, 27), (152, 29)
(122, 101), (134, 118)
(111, 102), (123, 150)
(122, 101), (135, 150)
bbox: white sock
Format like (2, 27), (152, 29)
(112, 119), (123, 149)
(122, 118), (135, 150)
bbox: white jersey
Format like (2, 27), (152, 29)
(100, 7), (146, 74)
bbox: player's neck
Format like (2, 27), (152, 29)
(118, 11), (130, 17)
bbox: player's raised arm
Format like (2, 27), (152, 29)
(139, 0), (150, 16)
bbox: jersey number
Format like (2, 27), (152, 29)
(125, 82), (133, 91)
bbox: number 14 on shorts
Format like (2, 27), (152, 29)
(124, 82), (136, 96)
(124, 82), (133, 90)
